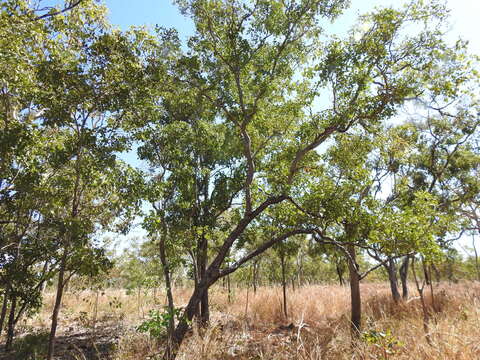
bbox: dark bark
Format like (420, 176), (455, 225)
(33, 0), (84, 21)
(47, 250), (67, 360)
(427, 265), (438, 314)
(423, 261), (431, 285)
(200, 287), (209, 324)
(336, 263), (345, 286)
(399, 256), (410, 299)
(198, 235), (209, 324)
(347, 244), (361, 335)
(159, 235), (176, 360)
(167, 282), (208, 359)
(190, 252), (200, 319)
(385, 259), (401, 303)
(0, 287), (9, 336)
(5, 295), (16, 351)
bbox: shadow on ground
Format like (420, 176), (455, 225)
(0, 325), (123, 360)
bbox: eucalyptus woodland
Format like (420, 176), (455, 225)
(124, 0), (480, 356)
(1, 0), (479, 358)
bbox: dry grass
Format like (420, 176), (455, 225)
(13, 282), (480, 359)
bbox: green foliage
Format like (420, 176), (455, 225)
(362, 329), (403, 359)
(1, 0), (480, 353)
(136, 307), (183, 339)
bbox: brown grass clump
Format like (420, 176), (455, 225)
(10, 282), (480, 359)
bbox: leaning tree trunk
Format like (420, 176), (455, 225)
(399, 255), (410, 299)
(347, 244), (361, 335)
(163, 201), (299, 359)
(167, 280), (210, 359)
(385, 259), (401, 303)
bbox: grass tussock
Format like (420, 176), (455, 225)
(12, 282), (480, 359)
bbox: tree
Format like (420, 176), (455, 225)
(1, 1), (148, 357)
(123, 1), (475, 356)
(272, 237), (301, 318)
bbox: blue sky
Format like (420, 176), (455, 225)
(103, 0), (480, 54)
(104, 0), (193, 38)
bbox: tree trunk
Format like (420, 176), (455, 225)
(280, 254), (288, 318)
(336, 262), (345, 286)
(47, 148), (81, 360)
(192, 259), (200, 319)
(431, 263), (441, 284)
(427, 265), (438, 314)
(297, 252), (304, 287)
(386, 259), (401, 303)
(252, 262), (257, 294)
(411, 258), (431, 344)
(166, 280), (209, 359)
(473, 234), (480, 281)
(162, 197), (293, 359)
(423, 260), (431, 285)
(199, 235), (209, 325)
(159, 235), (176, 360)
(0, 287), (9, 336)
(47, 251), (67, 360)
(199, 282), (209, 325)
(5, 295), (16, 351)
(244, 280), (250, 322)
(347, 244), (361, 335)
(227, 273), (232, 304)
(399, 256), (410, 299)
(63, 275), (71, 293)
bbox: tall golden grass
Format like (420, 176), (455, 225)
(18, 282), (480, 359)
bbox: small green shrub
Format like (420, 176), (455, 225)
(136, 307), (183, 339)
(362, 329), (403, 359)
